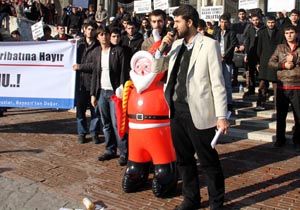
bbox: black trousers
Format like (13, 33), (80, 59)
(170, 111), (225, 209)
(245, 61), (257, 92)
(276, 89), (300, 144)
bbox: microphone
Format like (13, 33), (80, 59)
(159, 27), (176, 54)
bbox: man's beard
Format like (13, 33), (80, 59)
(177, 27), (189, 39)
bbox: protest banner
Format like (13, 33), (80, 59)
(238, 0), (259, 10)
(153, 0), (169, 11)
(134, 0), (152, 14)
(201, 6), (224, 21)
(31, 20), (44, 40)
(0, 41), (76, 109)
(73, 0), (89, 8)
(268, 0), (295, 12)
(168, 6), (179, 16)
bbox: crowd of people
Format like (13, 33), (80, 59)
(1, 3), (300, 210)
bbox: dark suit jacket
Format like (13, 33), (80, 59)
(244, 25), (264, 63)
(90, 45), (129, 98)
(257, 27), (283, 81)
(76, 39), (99, 92)
(213, 28), (238, 64)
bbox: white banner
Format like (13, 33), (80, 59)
(168, 6), (179, 16)
(154, 0), (169, 11)
(238, 0), (259, 10)
(0, 41), (76, 109)
(31, 21), (44, 40)
(134, 0), (152, 14)
(268, 0), (295, 12)
(201, 6), (224, 21)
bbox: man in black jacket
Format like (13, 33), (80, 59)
(90, 26), (129, 166)
(244, 14), (264, 96)
(231, 9), (250, 86)
(121, 21), (144, 59)
(255, 16), (283, 110)
(214, 14), (238, 111)
(72, 22), (102, 144)
(67, 7), (83, 34)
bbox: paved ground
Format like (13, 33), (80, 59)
(0, 108), (300, 210)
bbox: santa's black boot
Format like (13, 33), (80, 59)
(122, 161), (150, 193)
(152, 162), (177, 197)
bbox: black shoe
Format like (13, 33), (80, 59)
(274, 140), (286, 148)
(78, 135), (86, 144)
(98, 153), (117, 161)
(295, 144), (300, 152)
(118, 155), (128, 166)
(174, 200), (201, 210)
(92, 135), (103, 144)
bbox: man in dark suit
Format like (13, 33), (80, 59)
(214, 14), (238, 111)
(154, 5), (229, 210)
(255, 16), (283, 110)
(90, 26), (129, 166)
(244, 14), (264, 96)
(72, 22), (102, 144)
(231, 9), (250, 86)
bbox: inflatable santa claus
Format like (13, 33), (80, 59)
(115, 50), (177, 197)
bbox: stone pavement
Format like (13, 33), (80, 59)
(0, 108), (300, 210)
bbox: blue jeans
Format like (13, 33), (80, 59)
(222, 62), (233, 105)
(98, 89), (128, 156)
(76, 90), (101, 136)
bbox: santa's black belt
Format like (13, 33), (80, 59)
(128, 114), (169, 121)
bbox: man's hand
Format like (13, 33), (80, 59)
(91, 96), (97, 107)
(217, 119), (230, 135)
(72, 64), (80, 71)
(158, 32), (175, 52)
(285, 61), (294, 70)
(244, 55), (248, 63)
(286, 53), (294, 63)
(256, 64), (260, 71)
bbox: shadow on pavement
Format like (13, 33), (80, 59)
(224, 170), (300, 209)
(195, 142), (299, 208)
(0, 168), (13, 174)
(0, 149), (43, 154)
(4, 109), (51, 116)
(220, 142), (298, 179)
(0, 118), (77, 135)
(216, 143), (298, 208)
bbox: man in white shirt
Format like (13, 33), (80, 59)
(90, 26), (129, 166)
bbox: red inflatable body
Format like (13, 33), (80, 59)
(127, 73), (176, 164)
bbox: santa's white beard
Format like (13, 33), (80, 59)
(130, 70), (157, 94)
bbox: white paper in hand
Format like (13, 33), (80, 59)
(211, 111), (231, 149)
